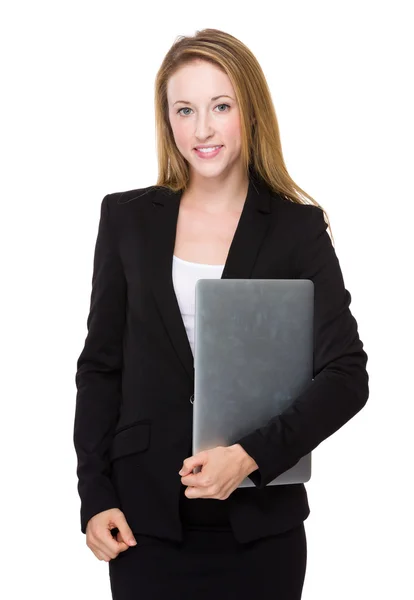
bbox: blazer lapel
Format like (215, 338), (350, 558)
(143, 173), (273, 386)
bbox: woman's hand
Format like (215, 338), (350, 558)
(179, 444), (258, 500)
(86, 508), (137, 562)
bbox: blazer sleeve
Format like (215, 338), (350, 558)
(235, 205), (369, 488)
(73, 194), (125, 533)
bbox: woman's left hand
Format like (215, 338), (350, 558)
(179, 444), (258, 500)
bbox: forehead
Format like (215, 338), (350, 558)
(167, 61), (233, 100)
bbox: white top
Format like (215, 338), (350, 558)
(172, 255), (225, 357)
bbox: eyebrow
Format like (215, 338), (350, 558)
(173, 95), (234, 106)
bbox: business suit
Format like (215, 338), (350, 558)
(73, 171), (369, 548)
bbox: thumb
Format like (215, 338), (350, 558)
(113, 512), (137, 547)
(180, 452), (206, 475)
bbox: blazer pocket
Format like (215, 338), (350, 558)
(110, 421), (151, 462)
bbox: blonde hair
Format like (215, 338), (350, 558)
(153, 28), (334, 245)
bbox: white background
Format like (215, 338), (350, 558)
(1, 1), (412, 598)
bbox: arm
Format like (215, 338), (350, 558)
(234, 205), (369, 488)
(73, 194), (126, 533)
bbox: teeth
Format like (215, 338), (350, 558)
(197, 146), (221, 153)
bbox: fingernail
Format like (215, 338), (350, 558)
(129, 538), (137, 545)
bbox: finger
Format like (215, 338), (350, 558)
(96, 527), (128, 558)
(187, 482), (223, 499)
(185, 486), (197, 498)
(181, 471), (206, 486)
(180, 452), (207, 474)
(93, 546), (113, 562)
(185, 485), (206, 499)
(113, 513), (137, 547)
(179, 465), (192, 475)
(116, 531), (131, 554)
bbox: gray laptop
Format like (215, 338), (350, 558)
(192, 279), (314, 487)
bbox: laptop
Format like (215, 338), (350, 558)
(192, 279), (314, 487)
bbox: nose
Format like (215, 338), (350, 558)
(194, 111), (215, 141)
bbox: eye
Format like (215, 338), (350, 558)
(176, 103), (230, 116)
(177, 107), (192, 116)
(216, 103), (230, 112)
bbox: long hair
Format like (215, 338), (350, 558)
(153, 28), (334, 245)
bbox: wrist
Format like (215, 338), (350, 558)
(230, 443), (259, 475)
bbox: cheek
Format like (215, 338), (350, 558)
(171, 119), (191, 150)
(223, 115), (242, 145)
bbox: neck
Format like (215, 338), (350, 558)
(182, 167), (249, 214)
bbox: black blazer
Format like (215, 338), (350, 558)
(73, 173), (369, 544)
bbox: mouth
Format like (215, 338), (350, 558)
(193, 145), (223, 159)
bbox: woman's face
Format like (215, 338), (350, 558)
(167, 60), (243, 182)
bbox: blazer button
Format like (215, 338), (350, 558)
(189, 394), (194, 404)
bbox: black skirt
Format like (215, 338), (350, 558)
(108, 490), (307, 600)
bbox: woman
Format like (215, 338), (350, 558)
(73, 28), (369, 599)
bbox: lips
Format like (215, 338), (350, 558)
(194, 145), (223, 150)
(193, 145), (224, 159)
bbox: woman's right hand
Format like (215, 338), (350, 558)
(86, 508), (137, 562)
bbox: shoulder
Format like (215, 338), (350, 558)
(269, 190), (326, 237)
(102, 185), (161, 232)
(105, 185), (158, 210)
(96, 186), (158, 241)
